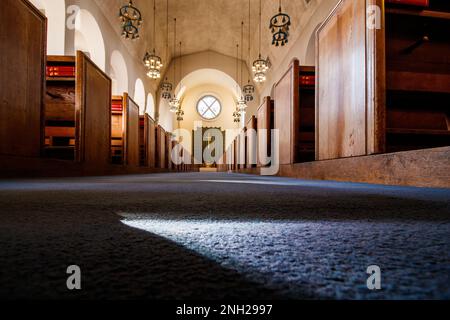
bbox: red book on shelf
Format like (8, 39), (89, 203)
(112, 103), (123, 112)
(139, 119), (145, 127)
(386, 0), (429, 7)
(47, 66), (75, 71)
(300, 75), (315, 86)
(47, 72), (76, 77)
(46, 66), (75, 77)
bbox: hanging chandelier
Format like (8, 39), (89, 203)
(238, 22), (248, 113)
(144, 0), (163, 79)
(233, 43), (244, 123)
(119, 0), (143, 40)
(169, 19), (180, 113)
(253, 0), (269, 83)
(243, 0), (255, 102)
(270, 0), (291, 46)
(237, 99), (247, 113)
(144, 50), (163, 79)
(176, 107), (184, 122)
(233, 108), (241, 123)
(243, 84), (255, 102)
(161, 79), (172, 100)
(253, 55), (269, 83)
(160, 1), (172, 99)
(169, 97), (180, 113)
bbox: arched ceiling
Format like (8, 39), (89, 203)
(174, 68), (241, 100)
(94, 0), (322, 82)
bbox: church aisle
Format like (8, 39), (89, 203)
(0, 173), (449, 299)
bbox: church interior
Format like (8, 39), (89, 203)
(0, 0), (449, 301)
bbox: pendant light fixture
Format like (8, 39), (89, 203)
(169, 18), (180, 113)
(160, 0), (173, 99)
(237, 21), (247, 114)
(175, 41), (184, 121)
(233, 44), (242, 124)
(253, 0), (269, 83)
(119, 0), (143, 40)
(243, 0), (255, 102)
(270, 0), (291, 46)
(144, 0), (163, 79)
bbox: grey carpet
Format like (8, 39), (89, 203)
(0, 173), (449, 299)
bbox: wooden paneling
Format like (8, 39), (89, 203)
(274, 60), (315, 164)
(246, 116), (257, 169)
(316, 0), (385, 160)
(257, 97), (274, 167)
(75, 51), (111, 167)
(236, 128), (246, 169)
(44, 56), (76, 160)
(156, 125), (166, 169)
(123, 93), (139, 167)
(140, 114), (156, 167)
(235, 147), (450, 189)
(111, 95), (124, 164)
(0, 0), (46, 157)
(274, 60), (299, 165)
(147, 116), (156, 168)
(165, 132), (172, 170)
(233, 139), (237, 170)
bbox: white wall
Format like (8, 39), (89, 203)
(28, 0), (66, 55)
(64, 0), (157, 120)
(258, 0), (340, 99)
(158, 52), (260, 129)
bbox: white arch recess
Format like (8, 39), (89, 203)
(161, 68), (244, 126)
(172, 68), (242, 101)
(146, 94), (155, 119)
(110, 51), (129, 95)
(74, 9), (106, 71)
(134, 79), (146, 115)
(28, 0), (66, 55)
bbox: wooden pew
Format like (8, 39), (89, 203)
(45, 52), (111, 167)
(257, 97), (274, 167)
(231, 137), (238, 170)
(156, 125), (167, 169)
(111, 93), (139, 167)
(0, 0), (46, 158)
(316, 0), (450, 160)
(139, 114), (156, 167)
(166, 132), (172, 170)
(246, 115), (257, 169)
(274, 59), (316, 165)
(236, 128), (247, 170)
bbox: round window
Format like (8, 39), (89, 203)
(196, 95), (222, 120)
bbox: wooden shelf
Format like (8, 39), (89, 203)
(386, 8), (450, 20)
(387, 128), (450, 136)
(46, 77), (75, 82)
(47, 55), (76, 63)
(387, 71), (450, 94)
